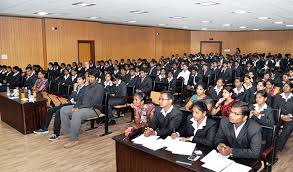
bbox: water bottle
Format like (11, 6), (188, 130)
(6, 86), (10, 96)
(28, 89), (31, 96)
(141, 110), (147, 123)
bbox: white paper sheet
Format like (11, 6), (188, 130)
(221, 162), (252, 172)
(201, 150), (234, 172)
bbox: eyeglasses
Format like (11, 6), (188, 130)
(159, 98), (170, 101)
(230, 111), (242, 116)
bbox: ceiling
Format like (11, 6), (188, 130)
(1, 0), (293, 31)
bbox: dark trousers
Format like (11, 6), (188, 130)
(43, 104), (71, 136)
(107, 97), (126, 121)
(277, 121), (293, 151)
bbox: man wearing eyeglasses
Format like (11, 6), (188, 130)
(215, 101), (262, 159)
(144, 91), (182, 138)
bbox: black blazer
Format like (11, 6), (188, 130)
(150, 106), (183, 138)
(59, 75), (73, 85)
(136, 76), (153, 94)
(209, 87), (223, 101)
(188, 74), (202, 86)
(249, 104), (275, 127)
(110, 81), (127, 101)
(126, 75), (138, 87)
(214, 118), (262, 159)
(23, 74), (38, 89)
(167, 78), (177, 93)
(148, 67), (157, 78)
(9, 73), (22, 88)
(273, 93), (293, 115)
(178, 115), (217, 147)
(219, 68), (233, 83)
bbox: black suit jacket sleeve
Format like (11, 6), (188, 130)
(192, 119), (217, 147)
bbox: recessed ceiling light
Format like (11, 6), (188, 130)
(222, 24), (231, 27)
(274, 21), (284, 24)
(129, 10), (148, 14)
(88, 16), (101, 19)
(252, 28), (260, 31)
(195, 1), (220, 6)
(158, 23), (167, 26)
(201, 28), (207, 30)
(127, 20), (137, 23)
(257, 17), (270, 20)
(182, 26), (189, 29)
(34, 11), (49, 16)
(232, 10), (248, 14)
(286, 24), (293, 27)
(72, 2), (96, 7)
(201, 20), (211, 23)
(169, 16), (186, 19)
(239, 26), (247, 29)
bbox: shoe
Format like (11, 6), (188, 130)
(108, 120), (116, 126)
(64, 141), (79, 148)
(48, 134), (59, 141)
(33, 129), (49, 134)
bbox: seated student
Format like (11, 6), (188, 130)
(250, 90), (275, 127)
(23, 66), (38, 89)
(8, 66), (22, 88)
(125, 68), (138, 87)
(215, 101), (262, 159)
(107, 75), (127, 125)
(209, 78), (224, 101)
(212, 86), (238, 117)
(34, 75), (86, 141)
(33, 70), (48, 92)
(167, 71), (176, 93)
(102, 72), (113, 93)
(273, 82), (293, 152)
(233, 77), (247, 102)
(171, 101), (217, 147)
(248, 80), (272, 106)
(144, 91), (182, 138)
(58, 68), (72, 85)
(243, 74), (256, 102)
(135, 68), (152, 95)
(184, 83), (210, 111)
(154, 68), (167, 83)
(265, 79), (280, 97)
(128, 92), (155, 129)
(60, 70), (105, 148)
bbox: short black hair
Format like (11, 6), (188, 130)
(232, 101), (250, 117)
(25, 66), (32, 70)
(192, 101), (208, 113)
(77, 74), (85, 80)
(88, 70), (97, 77)
(161, 91), (174, 102)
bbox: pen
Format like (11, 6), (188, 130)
(176, 160), (192, 166)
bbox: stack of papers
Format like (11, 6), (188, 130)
(132, 135), (196, 156)
(201, 150), (251, 172)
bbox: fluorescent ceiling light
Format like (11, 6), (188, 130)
(252, 28), (260, 30)
(129, 10), (148, 14)
(88, 16), (100, 19)
(201, 27), (207, 30)
(232, 10), (248, 14)
(169, 16), (186, 19)
(127, 20), (137, 23)
(182, 26), (189, 29)
(158, 23), (167, 26)
(239, 26), (247, 29)
(286, 24), (293, 27)
(222, 24), (231, 27)
(34, 11), (49, 15)
(72, 2), (96, 7)
(274, 21), (284, 24)
(195, 1), (220, 6)
(257, 17), (270, 20)
(201, 20), (210, 23)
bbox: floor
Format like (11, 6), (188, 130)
(0, 113), (292, 172)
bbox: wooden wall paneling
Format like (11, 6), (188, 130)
(0, 16), (44, 69)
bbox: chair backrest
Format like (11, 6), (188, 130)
(150, 91), (160, 105)
(175, 78), (184, 93)
(271, 108), (281, 125)
(153, 81), (169, 92)
(126, 86), (135, 103)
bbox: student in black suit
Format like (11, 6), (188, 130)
(171, 101), (217, 147)
(167, 71), (176, 93)
(135, 68), (153, 95)
(107, 75), (127, 125)
(233, 77), (248, 102)
(23, 66), (38, 89)
(2, 66), (13, 85)
(171, 63), (181, 78)
(219, 61), (233, 83)
(273, 82), (293, 151)
(59, 69), (72, 85)
(248, 80), (273, 106)
(125, 68), (138, 87)
(215, 101), (262, 159)
(70, 69), (78, 84)
(144, 91), (182, 138)
(209, 78), (224, 101)
(148, 61), (157, 80)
